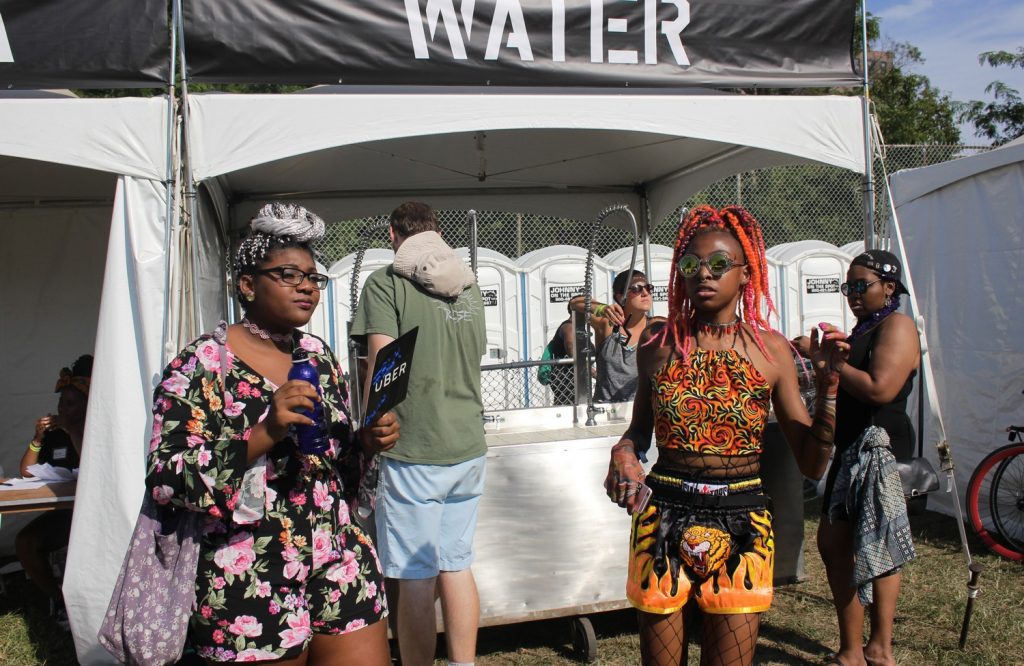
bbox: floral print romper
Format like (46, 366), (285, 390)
(146, 325), (387, 662)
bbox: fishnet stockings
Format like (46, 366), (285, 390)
(638, 610), (760, 666)
(639, 609), (689, 666)
(699, 613), (759, 666)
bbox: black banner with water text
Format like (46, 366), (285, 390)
(184, 0), (858, 88)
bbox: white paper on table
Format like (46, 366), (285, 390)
(0, 476), (48, 489)
(24, 463), (78, 482)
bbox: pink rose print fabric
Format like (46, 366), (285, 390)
(146, 327), (387, 662)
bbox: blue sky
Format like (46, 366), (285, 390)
(868, 0), (1024, 143)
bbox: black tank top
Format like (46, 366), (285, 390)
(834, 323), (916, 462)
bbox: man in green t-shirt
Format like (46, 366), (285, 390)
(351, 201), (486, 666)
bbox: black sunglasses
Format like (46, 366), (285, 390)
(840, 278), (882, 296)
(627, 283), (654, 295)
(256, 266), (329, 290)
(677, 251), (746, 278)
(613, 314), (635, 349)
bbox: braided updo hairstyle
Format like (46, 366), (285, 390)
(655, 205), (779, 364)
(234, 202), (326, 309)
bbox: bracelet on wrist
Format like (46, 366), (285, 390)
(28, 440), (42, 453)
(593, 304), (607, 317)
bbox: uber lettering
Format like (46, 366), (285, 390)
(373, 362), (409, 392)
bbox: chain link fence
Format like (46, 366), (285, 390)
(315, 143), (991, 410)
(316, 144), (991, 264)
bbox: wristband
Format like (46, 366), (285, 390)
(593, 303), (607, 317)
(28, 440), (42, 453)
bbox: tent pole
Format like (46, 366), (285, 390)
(860, 0), (876, 249)
(176, 0), (201, 341)
(160, 0), (180, 365)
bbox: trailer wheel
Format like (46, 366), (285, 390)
(570, 616), (597, 663)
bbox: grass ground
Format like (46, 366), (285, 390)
(2, 502), (1021, 665)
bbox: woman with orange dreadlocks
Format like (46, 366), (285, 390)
(604, 205), (848, 666)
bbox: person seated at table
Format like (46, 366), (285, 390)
(569, 270), (660, 403)
(14, 354), (92, 626)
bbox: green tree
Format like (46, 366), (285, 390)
(867, 41), (960, 145)
(957, 47), (1024, 146)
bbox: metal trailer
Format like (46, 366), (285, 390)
(469, 402), (807, 662)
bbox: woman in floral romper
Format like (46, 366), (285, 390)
(147, 203), (399, 664)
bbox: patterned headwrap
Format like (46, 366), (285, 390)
(234, 202), (326, 276)
(54, 355), (93, 396)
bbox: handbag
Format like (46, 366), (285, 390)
(99, 324), (229, 664)
(896, 358), (940, 499)
(895, 457), (940, 498)
(97, 495), (202, 665)
(537, 342), (555, 386)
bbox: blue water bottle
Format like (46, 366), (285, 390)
(287, 350), (329, 454)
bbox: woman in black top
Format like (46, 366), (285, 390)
(817, 250), (920, 666)
(15, 354), (92, 624)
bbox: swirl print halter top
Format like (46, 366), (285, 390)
(651, 348), (771, 456)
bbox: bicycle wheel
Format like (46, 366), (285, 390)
(991, 448), (1024, 553)
(968, 443), (1024, 561)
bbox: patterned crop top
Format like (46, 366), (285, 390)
(651, 348), (771, 456)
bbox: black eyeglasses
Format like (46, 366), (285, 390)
(677, 251), (746, 278)
(256, 267), (329, 290)
(627, 283), (654, 295)
(840, 278), (882, 296)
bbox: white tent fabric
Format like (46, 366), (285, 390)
(0, 98), (167, 181)
(188, 93), (866, 226)
(888, 139), (1024, 517)
(64, 176), (173, 663)
(0, 96), (169, 663)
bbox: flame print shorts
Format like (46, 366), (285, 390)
(626, 469), (774, 615)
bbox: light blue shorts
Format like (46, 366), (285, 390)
(374, 454), (487, 579)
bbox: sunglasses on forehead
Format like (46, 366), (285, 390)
(840, 277), (882, 296)
(677, 251), (746, 278)
(627, 282), (654, 295)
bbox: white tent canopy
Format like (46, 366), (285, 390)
(189, 92), (865, 229)
(888, 137), (1024, 517)
(0, 95), (170, 663)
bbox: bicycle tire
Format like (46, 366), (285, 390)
(991, 448), (1024, 553)
(967, 442), (1024, 561)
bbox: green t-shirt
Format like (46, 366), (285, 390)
(350, 266), (487, 465)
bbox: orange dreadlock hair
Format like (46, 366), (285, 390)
(653, 205), (780, 364)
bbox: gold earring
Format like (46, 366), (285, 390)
(245, 293), (255, 302)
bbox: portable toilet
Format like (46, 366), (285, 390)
(840, 240), (864, 258)
(767, 240), (854, 339)
(516, 245), (613, 360)
(457, 248), (522, 411)
(455, 247), (523, 364)
(300, 260), (334, 348)
(603, 244), (673, 317)
(764, 254), (784, 331)
(328, 248), (395, 371)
